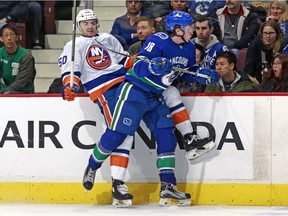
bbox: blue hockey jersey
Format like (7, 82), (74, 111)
(189, 0), (225, 17)
(192, 35), (228, 70)
(125, 32), (197, 94)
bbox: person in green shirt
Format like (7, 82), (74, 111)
(205, 51), (257, 92)
(0, 23), (36, 94)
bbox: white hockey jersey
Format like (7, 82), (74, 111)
(59, 33), (130, 102)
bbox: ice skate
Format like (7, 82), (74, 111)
(184, 132), (216, 160)
(112, 179), (133, 208)
(159, 182), (191, 207)
(82, 165), (96, 193)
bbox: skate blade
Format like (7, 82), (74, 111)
(112, 198), (132, 208)
(159, 198), (191, 207)
(188, 141), (216, 160)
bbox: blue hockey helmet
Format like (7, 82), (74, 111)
(166, 10), (194, 32)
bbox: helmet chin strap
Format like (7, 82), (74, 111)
(174, 29), (188, 43)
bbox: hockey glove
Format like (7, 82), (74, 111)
(61, 83), (79, 101)
(195, 68), (219, 85)
(148, 57), (172, 76)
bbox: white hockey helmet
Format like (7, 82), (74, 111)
(76, 9), (100, 29)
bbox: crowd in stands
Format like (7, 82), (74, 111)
(111, 0), (288, 93)
(0, 1), (44, 49)
(113, 0), (288, 93)
(2, 0), (288, 94)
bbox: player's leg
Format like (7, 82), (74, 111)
(163, 86), (215, 160)
(96, 89), (134, 206)
(153, 127), (191, 206)
(83, 86), (130, 193)
(163, 86), (193, 135)
(110, 136), (134, 207)
(108, 83), (149, 206)
(83, 128), (128, 191)
(144, 102), (191, 206)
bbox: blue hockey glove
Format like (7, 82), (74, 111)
(61, 83), (79, 101)
(195, 68), (219, 85)
(148, 57), (172, 76)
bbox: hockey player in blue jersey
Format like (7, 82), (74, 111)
(82, 10), (218, 206)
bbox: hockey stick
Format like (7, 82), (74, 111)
(137, 56), (211, 81)
(94, 38), (212, 81)
(70, 0), (77, 88)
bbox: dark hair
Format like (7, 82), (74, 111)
(216, 51), (237, 70)
(0, 23), (18, 36)
(195, 43), (205, 61)
(195, 15), (214, 28)
(261, 53), (288, 91)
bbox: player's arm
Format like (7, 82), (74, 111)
(133, 35), (164, 77)
(59, 42), (81, 101)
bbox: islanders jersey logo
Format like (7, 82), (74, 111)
(86, 45), (111, 70)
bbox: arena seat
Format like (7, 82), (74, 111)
(237, 48), (248, 73)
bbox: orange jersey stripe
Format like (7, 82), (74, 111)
(89, 77), (124, 102)
(124, 57), (134, 70)
(98, 95), (112, 126)
(62, 76), (80, 87)
(172, 109), (190, 125)
(110, 155), (129, 168)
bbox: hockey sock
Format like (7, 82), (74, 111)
(157, 153), (176, 185)
(89, 141), (111, 170)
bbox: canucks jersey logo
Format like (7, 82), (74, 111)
(86, 45), (111, 70)
(161, 71), (179, 86)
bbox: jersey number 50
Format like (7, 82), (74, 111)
(58, 56), (68, 67)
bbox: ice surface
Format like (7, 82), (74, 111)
(0, 204), (288, 216)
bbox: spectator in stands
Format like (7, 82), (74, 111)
(0, 1), (24, 24)
(0, 1), (43, 49)
(25, 1), (43, 49)
(259, 53), (288, 92)
(266, 0), (288, 34)
(216, 0), (260, 56)
(142, 0), (172, 18)
(205, 51), (256, 92)
(244, 2), (267, 23)
(266, 0), (288, 44)
(244, 20), (284, 83)
(128, 16), (155, 55)
(195, 43), (205, 66)
(0, 24), (36, 94)
(110, 0), (151, 50)
(191, 16), (228, 70)
(155, 0), (190, 32)
(187, 0), (224, 41)
(189, 0), (225, 18)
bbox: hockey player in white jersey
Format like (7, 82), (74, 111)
(58, 9), (133, 207)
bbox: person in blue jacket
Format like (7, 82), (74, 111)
(110, 0), (152, 50)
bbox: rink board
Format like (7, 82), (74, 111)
(0, 93), (288, 205)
